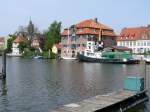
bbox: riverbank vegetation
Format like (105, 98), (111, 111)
(6, 20), (61, 59)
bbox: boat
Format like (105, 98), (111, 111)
(61, 57), (77, 60)
(78, 41), (139, 64)
(143, 57), (150, 64)
(33, 56), (43, 59)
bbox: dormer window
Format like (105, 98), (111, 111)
(93, 29), (96, 32)
(142, 32), (148, 39)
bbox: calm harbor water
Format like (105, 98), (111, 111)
(0, 57), (149, 112)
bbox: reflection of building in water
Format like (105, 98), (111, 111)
(0, 80), (7, 96)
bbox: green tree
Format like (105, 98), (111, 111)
(44, 21), (61, 51)
(18, 42), (27, 52)
(7, 35), (16, 52)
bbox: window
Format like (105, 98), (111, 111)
(79, 29), (83, 32)
(148, 41), (150, 46)
(63, 44), (67, 47)
(144, 41), (146, 46)
(71, 44), (76, 49)
(141, 42), (143, 46)
(82, 44), (86, 47)
(126, 41), (129, 46)
(77, 44), (80, 47)
(133, 41), (136, 46)
(129, 41), (132, 46)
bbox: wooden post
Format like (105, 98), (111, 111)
(2, 50), (6, 79)
(140, 59), (146, 90)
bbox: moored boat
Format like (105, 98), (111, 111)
(79, 53), (139, 64)
(33, 56), (43, 59)
(78, 41), (139, 64)
(61, 57), (77, 60)
(143, 57), (150, 64)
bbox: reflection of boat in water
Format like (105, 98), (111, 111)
(78, 41), (139, 64)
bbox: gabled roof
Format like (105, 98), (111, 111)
(61, 19), (116, 37)
(14, 34), (27, 43)
(61, 28), (70, 36)
(76, 19), (113, 30)
(118, 26), (150, 41)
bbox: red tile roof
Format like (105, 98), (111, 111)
(118, 26), (150, 41)
(61, 19), (116, 37)
(61, 28), (70, 36)
(14, 35), (27, 43)
(76, 19), (113, 30)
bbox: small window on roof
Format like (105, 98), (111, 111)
(142, 32), (148, 39)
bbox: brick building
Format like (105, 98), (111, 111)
(61, 18), (116, 58)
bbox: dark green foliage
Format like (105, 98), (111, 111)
(23, 48), (35, 58)
(44, 21), (61, 51)
(7, 35), (16, 52)
(42, 51), (56, 59)
(18, 42), (28, 52)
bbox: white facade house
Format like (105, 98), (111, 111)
(12, 42), (20, 55)
(117, 26), (150, 54)
(11, 34), (26, 56)
(117, 40), (150, 53)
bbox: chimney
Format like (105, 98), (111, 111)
(94, 18), (98, 23)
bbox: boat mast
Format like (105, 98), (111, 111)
(67, 28), (70, 56)
(99, 26), (102, 41)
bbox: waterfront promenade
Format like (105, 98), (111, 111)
(52, 90), (148, 112)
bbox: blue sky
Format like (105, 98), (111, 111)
(0, 0), (150, 36)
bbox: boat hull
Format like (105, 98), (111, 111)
(61, 57), (77, 60)
(78, 54), (139, 64)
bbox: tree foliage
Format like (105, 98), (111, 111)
(18, 42), (28, 52)
(7, 35), (16, 52)
(44, 21), (61, 51)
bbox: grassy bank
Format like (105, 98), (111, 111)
(22, 49), (57, 59)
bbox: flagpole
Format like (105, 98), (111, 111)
(67, 28), (69, 56)
(99, 26), (102, 41)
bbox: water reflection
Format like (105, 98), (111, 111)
(0, 57), (149, 112)
(0, 79), (7, 96)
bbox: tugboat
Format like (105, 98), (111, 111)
(78, 41), (139, 64)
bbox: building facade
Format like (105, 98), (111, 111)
(61, 19), (116, 58)
(0, 37), (5, 50)
(12, 34), (27, 55)
(117, 26), (150, 53)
